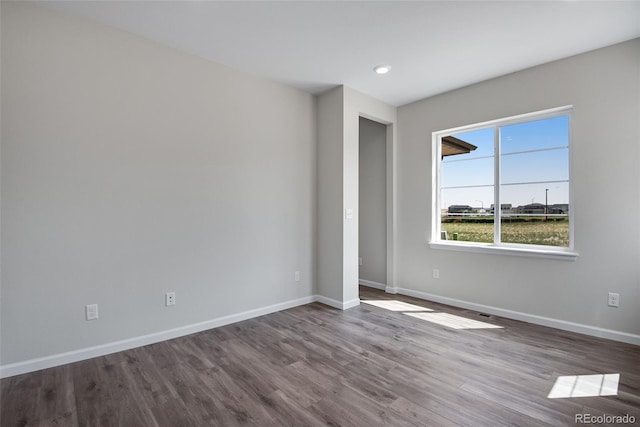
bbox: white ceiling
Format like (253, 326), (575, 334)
(38, 1), (640, 106)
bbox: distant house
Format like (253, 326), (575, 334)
(549, 204), (569, 214)
(515, 203), (569, 214)
(448, 205), (473, 214)
(489, 204), (512, 214)
(518, 203), (546, 214)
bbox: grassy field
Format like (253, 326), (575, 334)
(442, 220), (569, 246)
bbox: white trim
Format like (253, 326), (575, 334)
(494, 125), (501, 245)
(7, 286), (634, 379)
(343, 298), (361, 310)
(435, 105), (573, 136)
(315, 295), (343, 309)
(429, 241), (578, 261)
(392, 287), (640, 346)
(0, 295), (316, 379)
(386, 122), (398, 294)
(1, 293), (369, 378)
(359, 279), (386, 290)
(316, 295), (361, 310)
(357, 111), (397, 313)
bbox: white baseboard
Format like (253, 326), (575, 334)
(316, 295), (361, 310)
(0, 295), (317, 379)
(358, 279), (386, 290)
(7, 286), (635, 379)
(392, 287), (640, 346)
(0, 293), (368, 379)
(343, 298), (361, 310)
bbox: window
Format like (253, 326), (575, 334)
(431, 106), (576, 259)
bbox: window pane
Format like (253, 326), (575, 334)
(500, 116), (568, 154)
(501, 148), (569, 185)
(441, 127), (494, 188)
(500, 182), (569, 247)
(442, 157), (494, 188)
(500, 181), (569, 210)
(441, 187), (494, 243)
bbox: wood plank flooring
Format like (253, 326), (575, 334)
(2, 286), (639, 426)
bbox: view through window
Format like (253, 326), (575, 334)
(436, 107), (571, 250)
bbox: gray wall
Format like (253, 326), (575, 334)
(359, 118), (387, 285)
(316, 87), (345, 303)
(396, 39), (640, 336)
(2, 1), (638, 370)
(316, 87), (396, 307)
(1, 2), (316, 365)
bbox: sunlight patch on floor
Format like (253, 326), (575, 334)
(361, 299), (503, 330)
(361, 300), (433, 312)
(404, 312), (504, 330)
(547, 374), (619, 398)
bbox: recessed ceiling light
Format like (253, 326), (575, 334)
(374, 65), (391, 75)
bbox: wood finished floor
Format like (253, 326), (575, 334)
(2, 286), (639, 426)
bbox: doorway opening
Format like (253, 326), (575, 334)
(359, 117), (387, 291)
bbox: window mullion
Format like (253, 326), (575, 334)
(494, 125), (501, 245)
(434, 134), (442, 242)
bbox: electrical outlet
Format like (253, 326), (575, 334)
(359, 257), (363, 266)
(294, 271), (301, 282)
(433, 269), (440, 279)
(165, 292), (176, 306)
(608, 292), (619, 307)
(85, 304), (98, 321)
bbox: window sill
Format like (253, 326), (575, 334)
(429, 241), (578, 261)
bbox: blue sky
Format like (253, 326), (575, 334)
(441, 116), (569, 209)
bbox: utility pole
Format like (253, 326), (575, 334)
(545, 188), (549, 220)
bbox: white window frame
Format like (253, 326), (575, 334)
(430, 106), (578, 260)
